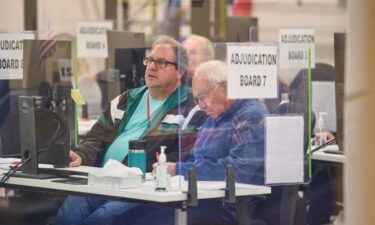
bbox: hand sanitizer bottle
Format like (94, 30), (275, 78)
(315, 112), (328, 147)
(155, 146), (170, 192)
(279, 93), (290, 106)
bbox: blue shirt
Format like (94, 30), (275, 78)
(102, 90), (165, 165)
(176, 99), (268, 185)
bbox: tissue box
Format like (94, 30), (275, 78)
(88, 174), (142, 189)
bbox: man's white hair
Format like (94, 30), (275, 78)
(194, 60), (227, 87)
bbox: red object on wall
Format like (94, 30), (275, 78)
(232, 0), (253, 16)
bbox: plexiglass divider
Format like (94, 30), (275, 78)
(175, 40), (309, 191)
(0, 31), (38, 157)
(5, 20), (329, 188)
(0, 31), (75, 176)
(249, 26), (345, 183)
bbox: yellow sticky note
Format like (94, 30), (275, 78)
(71, 89), (86, 105)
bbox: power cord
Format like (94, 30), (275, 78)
(37, 117), (62, 154)
(311, 138), (337, 154)
(0, 157), (31, 185)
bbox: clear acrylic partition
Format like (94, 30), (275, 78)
(249, 26), (344, 183)
(209, 42), (309, 185)
(175, 40), (309, 190)
(38, 19), (118, 120)
(0, 32), (74, 167)
(0, 31), (37, 157)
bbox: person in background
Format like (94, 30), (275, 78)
(53, 35), (205, 225)
(289, 63), (338, 225)
(111, 60), (268, 225)
(183, 34), (214, 85)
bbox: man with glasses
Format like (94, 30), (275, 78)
(53, 35), (205, 225)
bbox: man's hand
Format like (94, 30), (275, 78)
(69, 151), (83, 167)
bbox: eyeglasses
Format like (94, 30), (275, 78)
(193, 86), (217, 105)
(143, 57), (177, 69)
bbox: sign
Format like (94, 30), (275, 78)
(265, 115), (304, 184)
(58, 59), (73, 83)
(0, 33), (35, 80)
(279, 28), (315, 69)
(77, 21), (113, 58)
(227, 44), (278, 99)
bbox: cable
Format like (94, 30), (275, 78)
(37, 117), (62, 154)
(0, 157), (31, 185)
(311, 138), (337, 154)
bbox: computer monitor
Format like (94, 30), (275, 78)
(226, 16), (258, 42)
(334, 33), (346, 152)
(214, 16), (258, 61)
(0, 39), (74, 178)
(115, 48), (146, 91)
(98, 31), (146, 108)
(18, 95), (73, 178)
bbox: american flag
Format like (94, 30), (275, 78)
(37, 31), (57, 67)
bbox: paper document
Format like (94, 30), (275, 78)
(71, 89), (86, 105)
(265, 116), (304, 184)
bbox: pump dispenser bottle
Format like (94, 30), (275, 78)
(155, 146), (170, 191)
(315, 112), (328, 147)
(279, 93), (290, 106)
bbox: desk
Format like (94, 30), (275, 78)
(1, 167), (271, 225)
(312, 145), (346, 163)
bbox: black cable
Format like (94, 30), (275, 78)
(311, 138), (337, 154)
(0, 106), (67, 185)
(0, 157), (31, 185)
(37, 117), (62, 154)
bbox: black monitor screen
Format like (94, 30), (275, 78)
(115, 48), (146, 91)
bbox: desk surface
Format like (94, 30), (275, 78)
(312, 145), (346, 163)
(1, 165), (271, 203)
(4, 176), (270, 203)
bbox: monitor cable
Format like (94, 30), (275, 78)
(311, 138), (337, 154)
(0, 157), (31, 185)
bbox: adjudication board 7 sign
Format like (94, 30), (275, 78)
(227, 44), (278, 99)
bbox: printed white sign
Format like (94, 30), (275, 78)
(0, 33), (35, 80)
(279, 28), (315, 69)
(265, 116), (304, 184)
(58, 59), (73, 83)
(77, 21), (113, 58)
(227, 44), (278, 99)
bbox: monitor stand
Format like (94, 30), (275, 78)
(17, 96), (58, 179)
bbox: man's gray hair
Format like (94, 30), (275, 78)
(185, 34), (214, 60)
(152, 35), (188, 72)
(194, 60), (227, 86)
